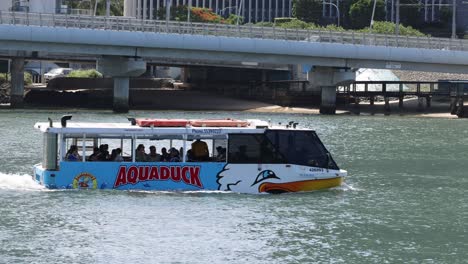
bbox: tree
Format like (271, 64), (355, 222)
(399, 0), (423, 28)
(292, 0), (322, 24)
(349, 0), (385, 29)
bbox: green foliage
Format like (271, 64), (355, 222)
(399, 0), (423, 28)
(254, 19), (423, 36)
(439, 7), (452, 25)
(274, 17), (295, 25)
(292, 0), (322, 23)
(0, 73), (32, 85)
(0, 73), (8, 83)
(67, 69), (103, 78)
(225, 14), (244, 25)
(323, 24), (346, 31)
(254, 22), (274, 27)
(254, 19), (346, 31)
(349, 0), (385, 29)
(24, 72), (32, 85)
(277, 19), (311, 29)
(359, 21), (427, 36)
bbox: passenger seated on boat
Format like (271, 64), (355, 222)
(186, 149), (194, 162)
(191, 139), (209, 161)
(111, 148), (124, 162)
(233, 145), (249, 163)
(96, 144), (110, 161)
(148, 146), (161, 162)
(136, 144), (148, 162)
(88, 147), (99, 161)
(65, 145), (81, 161)
(216, 146), (226, 162)
(169, 148), (181, 162)
(161, 147), (170, 162)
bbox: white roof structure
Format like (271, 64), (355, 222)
(34, 119), (276, 138)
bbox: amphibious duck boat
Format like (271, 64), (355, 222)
(33, 116), (346, 194)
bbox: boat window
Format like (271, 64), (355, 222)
(265, 130), (339, 169)
(61, 135), (228, 163)
(63, 137), (132, 162)
(227, 134), (286, 164)
(227, 131), (339, 169)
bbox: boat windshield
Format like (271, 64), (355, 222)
(227, 130), (339, 169)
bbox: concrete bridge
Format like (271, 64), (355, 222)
(1, 11), (468, 113)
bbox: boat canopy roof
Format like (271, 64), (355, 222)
(33, 119), (300, 138)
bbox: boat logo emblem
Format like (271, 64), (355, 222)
(72, 172), (98, 189)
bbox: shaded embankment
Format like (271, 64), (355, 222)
(24, 88), (276, 111)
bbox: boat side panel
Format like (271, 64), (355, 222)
(35, 162), (345, 193)
(52, 162), (225, 191)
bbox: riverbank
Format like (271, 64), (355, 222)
(0, 85), (456, 118)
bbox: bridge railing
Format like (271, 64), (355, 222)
(0, 10), (467, 51)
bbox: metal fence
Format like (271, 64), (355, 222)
(0, 11), (467, 51)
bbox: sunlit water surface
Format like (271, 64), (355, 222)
(0, 110), (467, 263)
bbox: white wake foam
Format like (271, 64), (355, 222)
(0, 172), (44, 191)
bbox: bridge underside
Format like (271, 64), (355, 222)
(2, 23), (468, 113)
(1, 40), (468, 74)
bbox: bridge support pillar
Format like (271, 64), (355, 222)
(180, 67), (189, 82)
(98, 57), (146, 113)
(399, 95), (404, 108)
(450, 97), (457, 114)
(308, 67), (355, 114)
(369, 96), (375, 106)
(384, 97), (390, 115)
(113, 77), (130, 113)
(426, 96), (431, 108)
(418, 97), (424, 111)
(10, 58), (24, 108)
(456, 98), (465, 117)
(320, 86), (336, 114)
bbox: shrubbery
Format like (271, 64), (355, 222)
(292, 0), (322, 24)
(349, 0), (386, 29)
(0, 73), (32, 85)
(67, 69), (103, 78)
(252, 18), (425, 36)
(359, 21), (427, 36)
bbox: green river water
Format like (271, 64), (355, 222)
(0, 110), (467, 263)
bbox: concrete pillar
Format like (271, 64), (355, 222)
(261, 69), (267, 93)
(320, 86), (336, 114)
(457, 98), (465, 117)
(369, 96), (375, 105)
(114, 77), (130, 113)
(399, 95), (404, 108)
(354, 97), (360, 114)
(384, 97), (390, 115)
(10, 58), (24, 108)
(426, 96), (431, 108)
(418, 96), (424, 111)
(308, 66), (355, 114)
(450, 97), (457, 114)
(98, 57), (146, 113)
(180, 67), (189, 82)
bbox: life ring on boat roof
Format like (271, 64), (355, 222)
(190, 119), (250, 127)
(136, 118), (190, 127)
